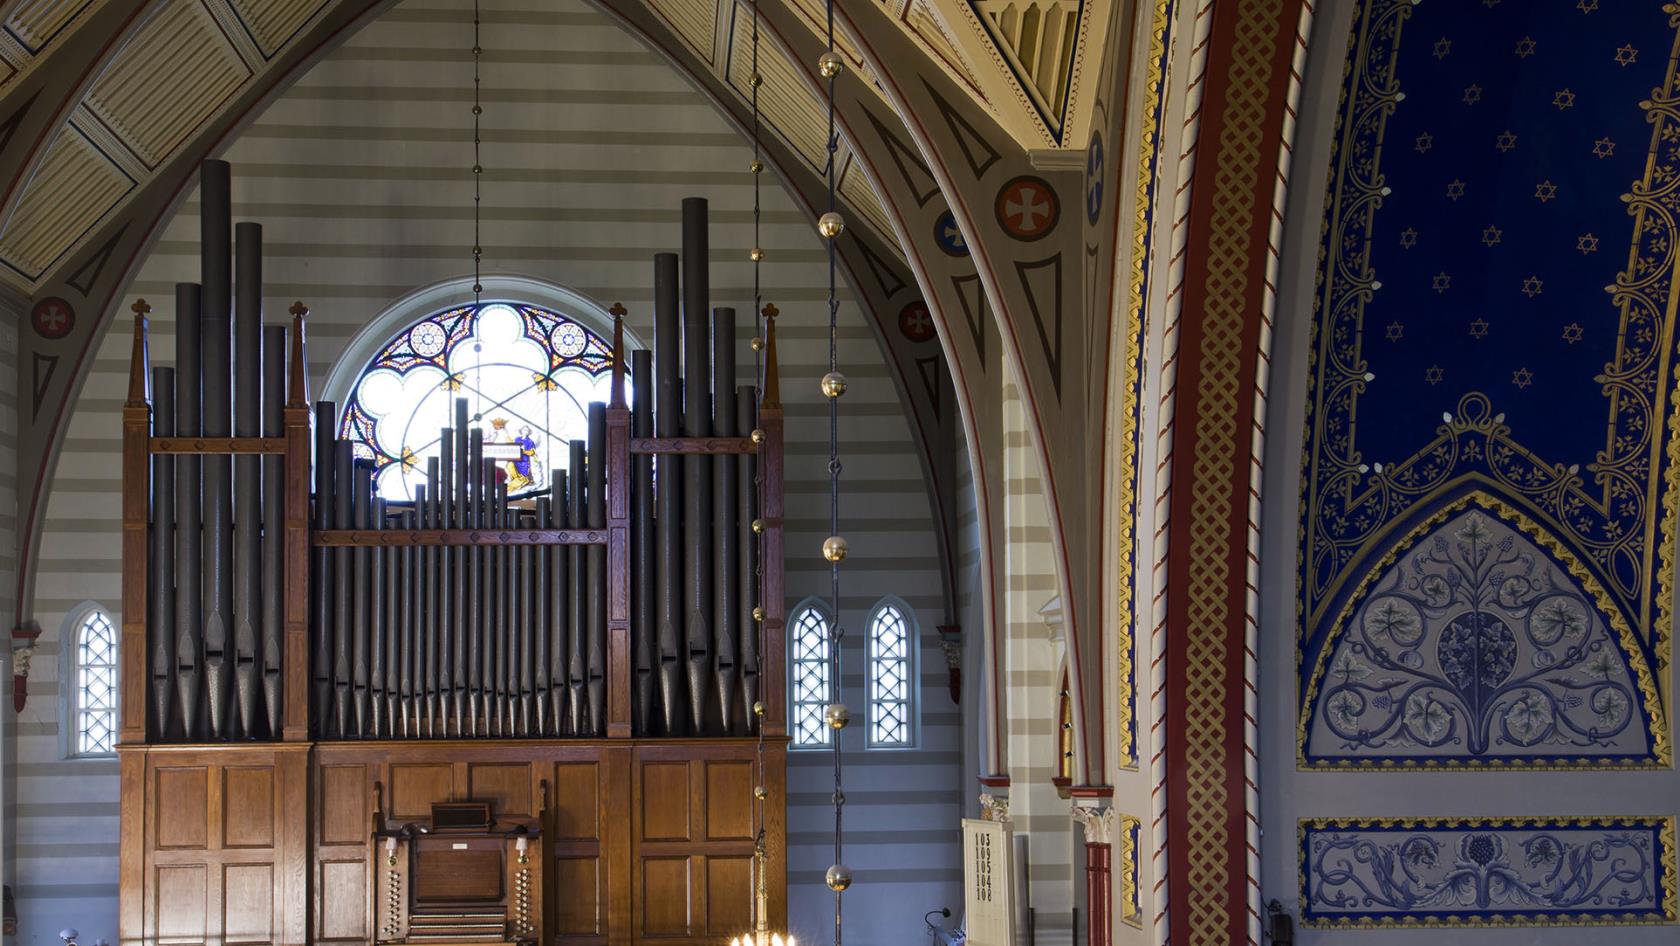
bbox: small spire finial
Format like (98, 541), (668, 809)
(126, 300), (151, 408)
(609, 302), (627, 409)
(287, 301), (310, 408)
(289, 300), (308, 319)
(761, 303), (780, 409)
(131, 298), (151, 317)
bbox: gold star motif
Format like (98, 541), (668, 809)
(1512, 367), (1534, 389)
(1578, 0), (1599, 11)
(1415, 131), (1435, 153)
(1468, 318), (1490, 339)
(1554, 89), (1576, 110)
(1592, 137), (1616, 159)
(1399, 227), (1419, 249)
(1462, 84), (1483, 105)
(1562, 322), (1584, 344)
(1446, 179), (1466, 200)
(1515, 36), (1537, 58)
(1578, 233), (1599, 253)
(1385, 321), (1404, 342)
(400, 446), (418, 473)
(1432, 272), (1452, 293)
(1495, 130), (1518, 152)
(1433, 37), (1453, 60)
(1481, 225), (1503, 246)
(1522, 275), (1544, 297)
(1614, 44), (1638, 66)
(1425, 365), (1445, 385)
(1534, 179), (1557, 202)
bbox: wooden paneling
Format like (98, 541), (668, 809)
(641, 857), (692, 935)
(553, 761), (600, 840)
(318, 859), (368, 941)
(467, 762), (532, 818)
(388, 763), (452, 818)
(553, 858), (601, 936)
(641, 762), (691, 841)
(155, 865), (207, 941)
(705, 857), (752, 936)
(155, 767), (209, 849)
(704, 762), (753, 842)
(318, 764), (366, 845)
(222, 864), (275, 942)
(223, 767), (275, 848)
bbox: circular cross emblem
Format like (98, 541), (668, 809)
(934, 210), (968, 257)
(31, 297), (73, 340)
(898, 301), (935, 343)
(996, 176), (1060, 241)
(409, 320), (446, 357)
(1085, 133), (1105, 224)
(551, 321), (587, 357)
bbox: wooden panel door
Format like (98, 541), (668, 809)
(630, 747), (762, 944)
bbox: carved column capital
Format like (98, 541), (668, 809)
(1071, 803), (1118, 846)
(979, 792), (1011, 824)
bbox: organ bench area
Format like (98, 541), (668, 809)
(116, 161), (789, 946)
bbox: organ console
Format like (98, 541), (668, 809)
(116, 160), (788, 945)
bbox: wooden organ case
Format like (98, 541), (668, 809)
(117, 161), (789, 946)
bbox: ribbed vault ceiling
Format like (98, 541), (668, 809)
(0, 0), (1108, 293)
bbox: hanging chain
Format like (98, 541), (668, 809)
(748, 0), (771, 939)
(469, 0), (485, 418)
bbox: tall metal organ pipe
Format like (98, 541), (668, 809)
(232, 222), (263, 738)
(149, 367), (175, 738)
(680, 197), (712, 733)
(737, 385), (758, 731)
(712, 307), (738, 733)
(173, 283), (203, 739)
(631, 349), (655, 734)
(311, 400), (335, 735)
(653, 252), (682, 733)
(586, 403), (608, 735)
(260, 325), (286, 736)
(200, 160), (234, 739)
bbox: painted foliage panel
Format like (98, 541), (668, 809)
(1301, 0), (1680, 766)
(1300, 816), (1678, 928)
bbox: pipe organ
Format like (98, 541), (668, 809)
(118, 161), (788, 946)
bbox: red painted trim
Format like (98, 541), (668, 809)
(977, 774), (1011, 788)
(1068, 785), (1113, 799)
(1162, 0), (1302, 942)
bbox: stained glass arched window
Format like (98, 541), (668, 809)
(71, 609), (118, 756)
(339, 301), (617, 501)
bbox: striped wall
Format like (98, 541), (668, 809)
(1, 308), (19, 905)
(10, 0), (960, 942)
(1000, 372), (1075, 945)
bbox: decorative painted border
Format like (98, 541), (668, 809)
(1121, 813), (1143, 927)
(1298, 490), (1667, 769)
(1299, 815), (1679, 928)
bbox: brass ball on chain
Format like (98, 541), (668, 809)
(825, 864), (853, 891)
(817, 211), (846, 239)
(750, 247), (765, 262)
(824, 702), (850, 730)
(752, 605), (765, 622)
(472, 105), (482, 115)
(753, 700), (766, 718)
(750, 428), (766, 445)
(754, 785), (768, 800)
(750, 159), (765, 174)
(822, 535), (848, 563)
(818, 52), (845, 79)
(473, 165), (483, 174)
(751, 518), (766, 534)
(750, 336), (764, 351)
(750, 72), (764, 88)
(820, 371), (847, 398)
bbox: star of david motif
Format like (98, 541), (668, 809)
(1562, 322), (1585, 344)
(1578, 232), (1600, 253)
(1593, 137), (1617, 158)
(1615, 43), (1639, 66)
(1512, 367), (1535, 388)
(995, 176), (1060, 242)
(1433, 37), (1452, 60)
(1424, 365), (1445, 385)
(1515, 36), (1538, 58)
(1415, 131), (1434, 153)
(1468, 317), (1490, 339)
(1085, 132), (1104, 225)
(933, 210), (968, 257)
(1446, 179), (1466, 200)
(1462, 85), (1483, 105)
(898, 301), (935, 343)
(1385, 321), (1404, 342)
(1554, 88), (1577, 110)
(1432, 272), (1452, 293)
(1579, 0), (1599, 10)
(1482, 225), (1503, 246)
(1495, 130), (1518, 152)
(1399, 228), (1419, 249)
(1534, 180), (1558, 202)
(30, 297), (73, 340)
(1522, 276), (1545, 298)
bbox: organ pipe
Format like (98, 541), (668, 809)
(201, 161), (234, 740)
(149, 367), (175, 739)
(233, 222), (262, 738)
(174, 283), (203, 739)
(261, 326), (286, 737)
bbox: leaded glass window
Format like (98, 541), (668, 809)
(72, 609), (117, 756)
(867, 600), (914, 747)
(339, 302), (617, 501)
(789, 603), (833, 748)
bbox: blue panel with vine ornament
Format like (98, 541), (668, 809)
(1302, 498), (1661, 767)
(1300, 816), (1677, 928)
